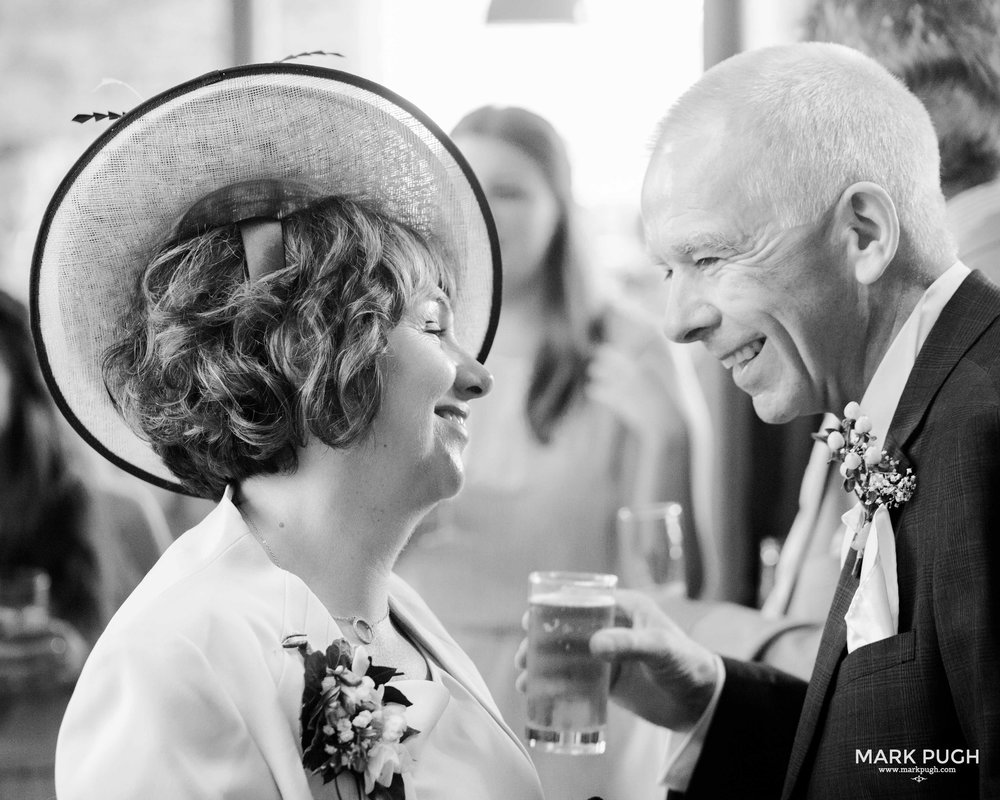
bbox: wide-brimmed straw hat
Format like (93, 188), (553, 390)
(31, 63), (501, 495)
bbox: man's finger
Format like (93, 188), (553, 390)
(514, 637), (528, 671)
(589, 625), (675, 661)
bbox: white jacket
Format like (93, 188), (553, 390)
(56, 489), (543, 799)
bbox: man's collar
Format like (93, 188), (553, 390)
(858, 262), (969, 445)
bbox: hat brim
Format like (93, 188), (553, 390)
(31, 63), (501, 497)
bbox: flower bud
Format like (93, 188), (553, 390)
(864, 446), (882, 467)
(855, 416), (872, 434)
(839, 461), (851, 478)
(826, 431), (845, 451)
(844, 401), (861, 420)
(844, 451), (862, 470)
(381, 712), (407, 743)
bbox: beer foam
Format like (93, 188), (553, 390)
(531, 591), (616, 607)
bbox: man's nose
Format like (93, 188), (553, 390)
(661, 272), (720, 344)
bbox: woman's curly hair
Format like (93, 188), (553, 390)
(103, 196), (453, 499)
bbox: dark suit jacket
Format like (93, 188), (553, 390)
(683, 271), (1000, 799)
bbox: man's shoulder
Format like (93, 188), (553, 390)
(962, 308), (1000, 381)
(921, 271), (1000, 396)
(937, 307), (1000, 412)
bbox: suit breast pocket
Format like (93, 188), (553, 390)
(839, 630), (917, 687)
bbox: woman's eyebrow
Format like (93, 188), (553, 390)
(430, 288), (454, 314)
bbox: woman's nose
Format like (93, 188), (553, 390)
(454, 350), (494, 400)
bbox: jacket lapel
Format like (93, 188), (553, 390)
(387, 594), (534, 761)
(780, 555), (857, 799)
(888, 271), (1000, 453)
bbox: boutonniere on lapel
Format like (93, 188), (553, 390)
(282, 635), (420, 799)
(813, 401), (916, 578)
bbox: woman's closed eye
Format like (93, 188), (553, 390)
(490, 184), (529, 202)
(414, 291), (456, 340)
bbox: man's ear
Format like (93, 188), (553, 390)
(832, 181), (899, 285)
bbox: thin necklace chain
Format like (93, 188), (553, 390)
(243, 512), (282, 569)
(330, 607), (391, 626)
(241, 509), (390, 643)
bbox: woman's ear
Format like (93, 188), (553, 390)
(832, 181), (899, 285)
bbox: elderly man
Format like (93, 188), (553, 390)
(660, 0), (1000, 686)
(591, 42), (999, 798)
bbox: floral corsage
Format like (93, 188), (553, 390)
(813, 401), (916, 577)
(282, 635), (419, 799)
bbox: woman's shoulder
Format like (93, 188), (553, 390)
(96, 502), (286, 657)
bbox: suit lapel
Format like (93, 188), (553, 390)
(888, 271), (1000, 453)
(780, 555), (857, 799)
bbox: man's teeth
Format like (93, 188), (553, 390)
(438, 410), (465, 425)
(722, 340), (763, 369)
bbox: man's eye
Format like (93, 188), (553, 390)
(695, 256), (721, 268)
(425, 323), (446, 337)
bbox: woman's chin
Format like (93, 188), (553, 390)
(436, 468), (465, 502)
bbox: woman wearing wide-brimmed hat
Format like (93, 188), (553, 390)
(33, 64), (543, 799)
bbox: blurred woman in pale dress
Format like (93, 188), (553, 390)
(397, 106), (715, 800)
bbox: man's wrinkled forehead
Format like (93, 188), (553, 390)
(642, 132), (732, 218)
(641, 129), (775, 264)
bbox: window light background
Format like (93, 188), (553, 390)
(0, 0), (705, 301)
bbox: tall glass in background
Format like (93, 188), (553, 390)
(615, 502), (685, 592)
(0, 568), (50, 640)
(525, 571), (617, 755)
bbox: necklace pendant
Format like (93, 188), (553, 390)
(352, 617), (375, 644)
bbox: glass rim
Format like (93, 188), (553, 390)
(528, 570), (618, 589)
(616, 501), (683, 522)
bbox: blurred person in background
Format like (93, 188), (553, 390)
(0, 288), (96, 655)
(807, 0), (1000, 282)
(0, 288), (168, 797)
(397, 105), (717, 800)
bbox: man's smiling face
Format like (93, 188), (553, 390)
(642, 136), (861, 424)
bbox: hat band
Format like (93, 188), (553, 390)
(239, 218), (285, 280)
(173, 178), (326, 280)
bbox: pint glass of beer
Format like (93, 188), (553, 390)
(525, 570), (617, 754)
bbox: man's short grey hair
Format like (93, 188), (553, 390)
(655, 42), (954, 267)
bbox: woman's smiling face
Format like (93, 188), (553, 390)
(367, 284), (494, 506)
